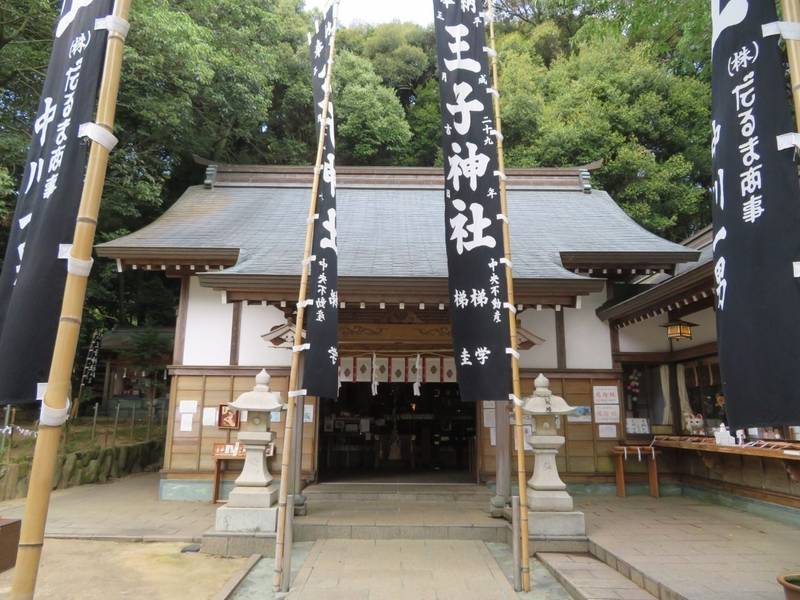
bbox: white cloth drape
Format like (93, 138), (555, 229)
(676, 363), (692, 429)
(659, 364), (673, 425)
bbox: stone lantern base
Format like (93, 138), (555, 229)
(525, 435), (587, 549)
(214, 482), (280, 533)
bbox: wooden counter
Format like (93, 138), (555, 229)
(652, 436), (800, 483)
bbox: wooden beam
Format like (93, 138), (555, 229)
(230, 301), (242, 366)
(172, 276), (190, 365)
(555, 310), (566, 369)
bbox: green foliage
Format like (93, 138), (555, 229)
(333, 51), (412, 165)
(500, 30), (710, 239)
(405, 78), (443, 167)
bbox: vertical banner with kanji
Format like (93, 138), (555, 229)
(0, 0), (113, 404)
(302, 4), (339, 399)
(433, 0), (511, 403)
(711, 0), (800, 428)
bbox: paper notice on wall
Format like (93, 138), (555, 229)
(568, 406), (592, 423)
(202, 407), (216, 427)
(179, 400), (198, 414)
(598, 424), (618, 439)
(595, 404), (620, 424)
(360, 418), (370, 433)
(303, 404), (314, 423)
(625, 418), (649, 434)
(483, 405), (496, 428)
(490, 427), (496, 446)
(593, 386), (619, 405)
(179, 413), (194, 432)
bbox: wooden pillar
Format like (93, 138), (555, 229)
(172, 276), (190, 366)
(555, 309), (566, 369)
(229, 301), (242, 366)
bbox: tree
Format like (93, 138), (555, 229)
(338, 22), (435, 106)
(333, 51), (412, 165)
(500, 30), (711, 240)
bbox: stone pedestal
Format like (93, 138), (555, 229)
(214, 482), (280, 533)
(526, 434), (574, 512)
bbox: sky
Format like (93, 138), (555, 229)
(304, 0), (434, 26)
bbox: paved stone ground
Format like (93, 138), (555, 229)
(577, 495), (800, 600)
(0, 473), (215, 542)
(286, 539), (521, 600)
(2, 474), (798, 600)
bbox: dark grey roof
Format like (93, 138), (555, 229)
(98, 179), (696, 283)
(98, 181), (694, 283)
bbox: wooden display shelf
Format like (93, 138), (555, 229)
(652, 436), (800, 483)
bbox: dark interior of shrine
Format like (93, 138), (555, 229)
(317, 382), (477, 483)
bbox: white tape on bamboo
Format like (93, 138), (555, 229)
(40, 397), (70, 427)
(78, 122), (118, 151)
(94, 15), (130, 39)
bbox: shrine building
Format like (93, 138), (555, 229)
(97, 162), (722, 502)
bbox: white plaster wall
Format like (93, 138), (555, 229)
(182, 277), (233, 366)
(518, 308), (558, 369)
(679, 307), (717, 348)
(238, 303), (293, 367)
(618, 315), (671, 353)
(564, 289), (613, 369)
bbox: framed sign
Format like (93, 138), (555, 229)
(593, 386), (619, 405)
(595, 404), (620, 424)
(217, 404), (240, 430)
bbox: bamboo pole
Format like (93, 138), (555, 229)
(10, 2), (132, 597)
(273, 4), (339, 591)
(782, 0), (800, 131)
(486, 1), (531, 591)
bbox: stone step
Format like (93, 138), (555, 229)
(538, 552), (657, 600)
(302, 483), (492, 506)
(587, 540), (688, 600)
(293, 522), (510, 543)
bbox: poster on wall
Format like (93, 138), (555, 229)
(568, 405), (592, 423)
(626, 418), (650, 434)
(592, 386), (619, 405)
(595, 404), (620, 424)
(598, 424), (618, 439)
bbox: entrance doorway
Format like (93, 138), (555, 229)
(317, 382), (477, 483)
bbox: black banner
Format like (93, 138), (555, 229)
(433, 0), (511, 402)
(302, 4), (339, 399)
(711, 0), (800, 428)
(0, 0), (112, 404)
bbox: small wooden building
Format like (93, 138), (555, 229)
(599, 226), (800, 506)
(96, 163), (700, 501)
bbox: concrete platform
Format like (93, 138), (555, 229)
(577, 495), (800, 600)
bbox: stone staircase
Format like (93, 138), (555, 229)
(294, 483), (510, 543)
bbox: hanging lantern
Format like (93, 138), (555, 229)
(662, 319), (697, 341)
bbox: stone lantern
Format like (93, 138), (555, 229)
(214, 369), (285, 534)
(521, 374), (586, 545)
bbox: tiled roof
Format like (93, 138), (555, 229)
(97, 166), (695, 282)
